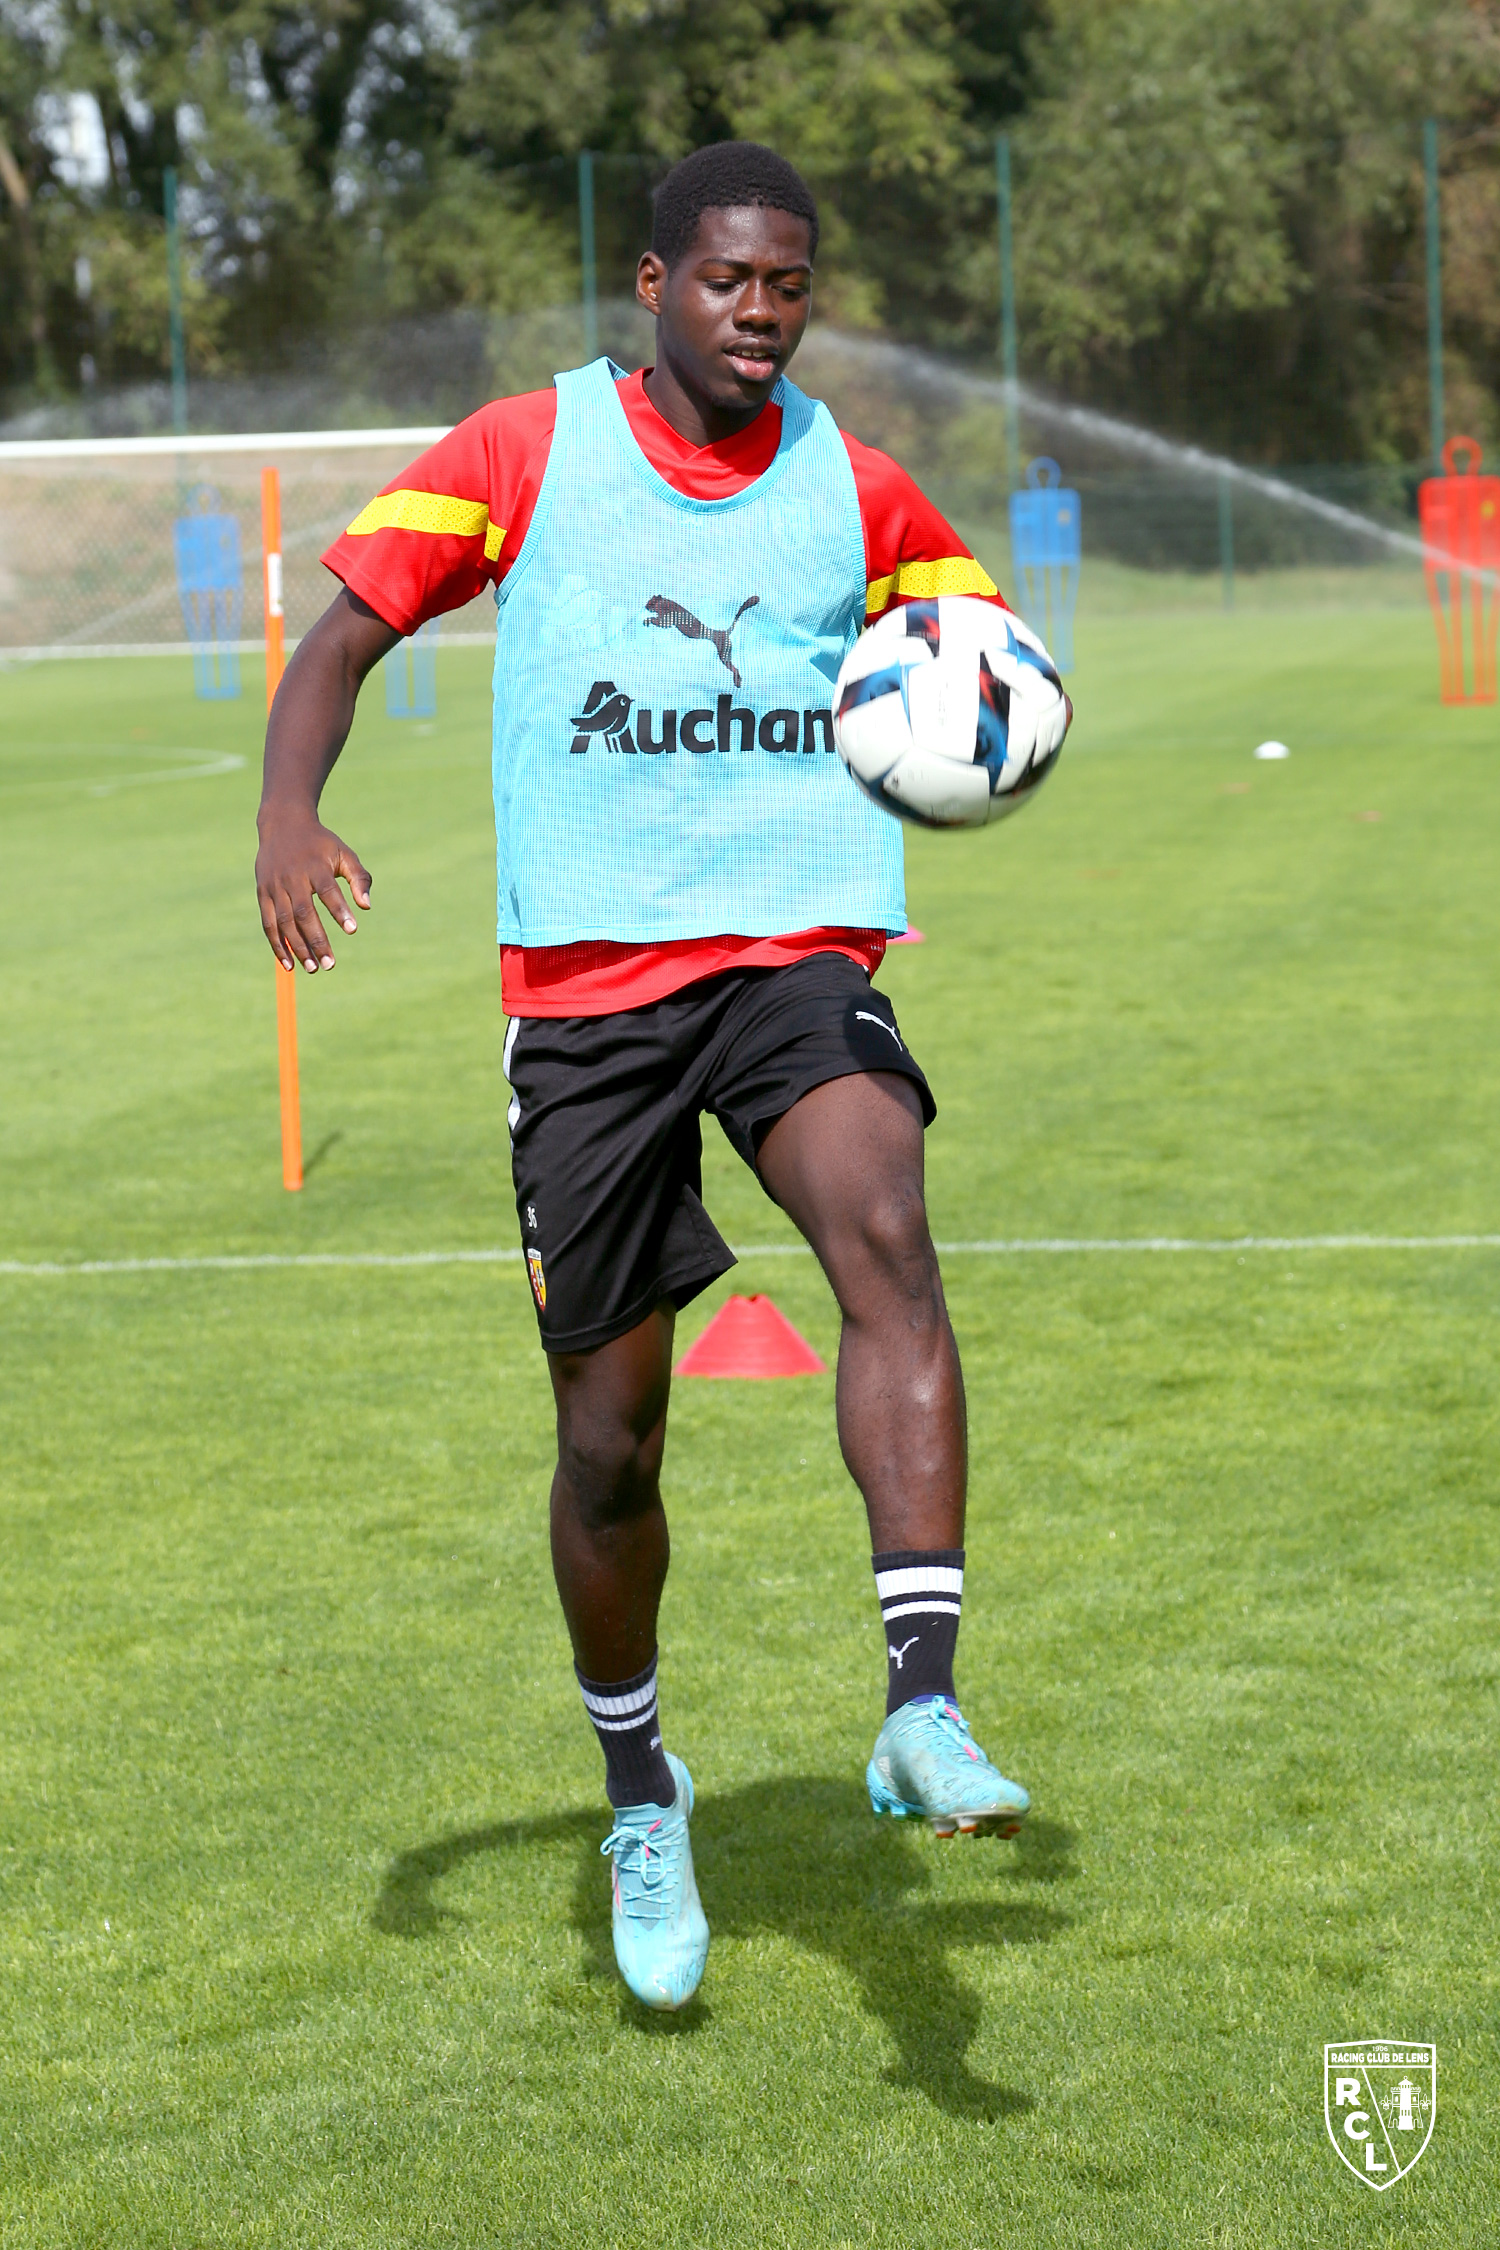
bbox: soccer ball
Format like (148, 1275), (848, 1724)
(833, 596), (1069, 828)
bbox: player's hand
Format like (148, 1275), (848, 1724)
(255, 813), (372, 972)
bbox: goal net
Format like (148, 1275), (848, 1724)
(0, 428), (500, 663)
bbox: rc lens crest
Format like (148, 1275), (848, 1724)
(1324, 2041), (1435, 2190)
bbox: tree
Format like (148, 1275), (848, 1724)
(1011, 0), (1500, 459)
(0, 7), (63, 394)
(445, 0), (1025, 339)
(9, 0), (1500, 462)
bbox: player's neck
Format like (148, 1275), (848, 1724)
(641, 355), (770, 448)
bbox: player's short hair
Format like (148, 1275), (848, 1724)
(650, 142), (819, 268)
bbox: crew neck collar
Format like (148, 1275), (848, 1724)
(628, 366), (778, 458)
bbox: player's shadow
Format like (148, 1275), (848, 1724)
(374, 1778), (1074, 2123)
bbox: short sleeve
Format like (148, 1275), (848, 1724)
(321, 392), (556, 636)
(842, 435), (1012, 624)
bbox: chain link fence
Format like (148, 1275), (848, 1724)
(0, 305), (1435, 665)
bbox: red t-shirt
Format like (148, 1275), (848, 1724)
(322, 368), (1009, 1015)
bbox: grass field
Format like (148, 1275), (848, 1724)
(3, 603), (1498, 2247)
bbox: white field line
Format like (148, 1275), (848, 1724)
(4, 1234), (1500, 1279)
(935, 1234), (1500, 1253)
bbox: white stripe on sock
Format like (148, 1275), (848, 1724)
(880, 1599), (963, 1623)
(589, 1705), (659, 1733)
(874, 1565), (964, 1600)
(579, 1676), (657, 1720)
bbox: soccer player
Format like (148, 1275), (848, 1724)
(256, 142), (1061, 2011)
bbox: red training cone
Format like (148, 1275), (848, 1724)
(675, 1294), (828, 1378)
(890, 926), (925, 945)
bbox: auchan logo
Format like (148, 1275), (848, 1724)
(569, 682), (835, 758)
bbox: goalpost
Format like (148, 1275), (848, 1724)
(0, 426), (498, 1191)
(0, 425), (501, 663)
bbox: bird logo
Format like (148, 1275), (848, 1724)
(568, 680), (636, 753)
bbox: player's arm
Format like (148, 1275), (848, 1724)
(255, 408), (519, 972)
(845, 435), (1009, 627)
(255, 589), (396, 972)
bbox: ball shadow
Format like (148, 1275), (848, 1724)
(373, 1779), (1075, 2123)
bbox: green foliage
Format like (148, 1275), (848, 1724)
(3, 617), (1499, 2241)
(6, 0), (1500, 454)
(0, 0), (1034, 397)
(371, 162), (578, 317)
(1015, 0), (1500, 458)
(443, 0), (1010, 336)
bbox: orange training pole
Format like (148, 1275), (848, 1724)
(261, 465), (285, 702)
(262, 465), (302, 1191)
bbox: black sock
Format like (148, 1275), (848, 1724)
(873, 1548), (964, 1714)
(576, 1654), (676, 1808)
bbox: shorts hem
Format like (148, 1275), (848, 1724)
(537, 1253), (736, 1357)
(744, 1051), (936, 1160)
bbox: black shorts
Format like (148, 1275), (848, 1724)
(504, 951), (935, 1354)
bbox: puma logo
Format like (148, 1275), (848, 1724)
(856, 1010), (904, 1052)
(645, 594), (760, 688)
(887, 1635), (920, 1669)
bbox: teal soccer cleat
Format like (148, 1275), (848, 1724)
(599, 1752), (709, 2009)
(867, 1696), (1030, 1837)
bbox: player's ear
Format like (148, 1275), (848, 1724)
(636, 251), (668, 315)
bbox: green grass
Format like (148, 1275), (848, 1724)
(2, 611), (1498, 2246)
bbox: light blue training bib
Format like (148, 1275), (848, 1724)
(490, 358), (906, 945)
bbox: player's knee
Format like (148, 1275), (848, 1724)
(557, 1410), (662, 1528)
(864, 1174), (933, 1266)
(845, 1178), (943, 1314)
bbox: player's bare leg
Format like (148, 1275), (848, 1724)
(755, 1069), (964, 1553)
(548, 1305), (674, 1686)
(546, 1074), (959, 1687)
(758, 1069), (1029, 1837)
(548, 1304), (707, 2007)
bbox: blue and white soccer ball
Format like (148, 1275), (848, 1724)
(832, 596), (1069, 827)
